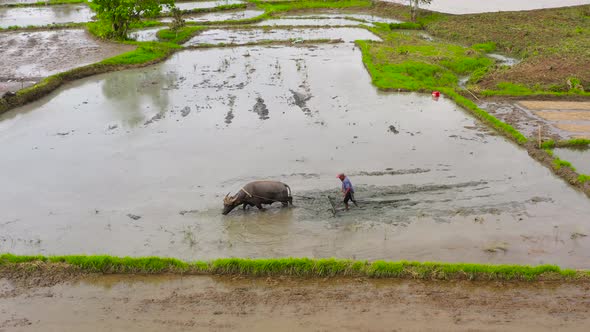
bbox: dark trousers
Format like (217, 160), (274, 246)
(344, 191), (356, 206)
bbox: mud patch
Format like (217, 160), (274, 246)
(0, 4), (94, 28)
(160, 10), (263, 23)
(0, 30), (134, 93)
(250, 97), (269, 120)
(2, 275), (590, 331)
(0, 262), (83, 294)
(290, 89), (312, 115)
(183, 28), (381, 46)
(519, 101), (590, 111)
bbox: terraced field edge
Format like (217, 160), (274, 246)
(1, 254), (589, 281)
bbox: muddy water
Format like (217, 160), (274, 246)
(161, 0), (244, 13)
(0, 4), (93, 28)
(1, 44), (590, 267)
(384, 0), (590, 14)
(284, 13), (402, 24)
(0, 29), (134, 93)
(0, 0), (39, 4)
(130, 27), (163, 42)
(2, 275), (589, 331)
(160, 9), (263, 23)
(255, 18), (366, 27)
(184, 27), (381, 45)
(488, 53), (520, 66)
(554, 148), (590, 175)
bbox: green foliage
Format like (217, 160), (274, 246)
(544, 148), (554, 157)
(170, 6), (186, 32)
(558, 138), (590, 148)
(99, 42), (179, 65)
(157, 26), (205, 44)
(469, 66), (489, 84)
(440, 57), (493, 75)
(553, 158), (575, 171)
(389, 22), (423, 30)
(578, 174), (590, 184)
(541, 139), (556, 149)
(0, 254), (585, 281)
(92, 0), (174, 39)
(253, 0), (371, 12)
(472, 42), (496, 53)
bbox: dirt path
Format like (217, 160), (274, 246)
(1, 274), (589, 331)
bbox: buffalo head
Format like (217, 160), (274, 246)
(222, 193), (240, 215)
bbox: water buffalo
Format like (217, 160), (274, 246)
(222, 181), (292, 215)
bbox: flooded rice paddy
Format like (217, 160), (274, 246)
(1, 42), (590, 268)
(167, 0), (244, 12)
(255, 18), (366, 27)
(554, 148), (590, 175)
(0, 29), (133, 93)
(160, 9), (263, 23)
(0, 4), (93, 28)
(384, 0), (590, 14)
(0, 0), (39, 4)
(184, 27), (381, 45)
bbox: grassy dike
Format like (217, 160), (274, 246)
(539, 139), (590, 187)
(355, 24), (527, 145)
(1, 254), (589, 281)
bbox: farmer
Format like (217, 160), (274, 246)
(337, 173), (357, 210)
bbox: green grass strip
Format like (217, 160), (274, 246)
(578, 174), (590, 184)
(156, 26), (206, 44)
(1, 254), (587, 281)
(553, 158), (576, 171)
(251, 0), (372, 12)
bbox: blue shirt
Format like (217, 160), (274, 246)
(342, 177), (354, 193)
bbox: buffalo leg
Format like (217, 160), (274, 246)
(256, 203), (266, 211)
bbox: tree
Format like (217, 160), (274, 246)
(93, 0), (174, 39)
(408, 0), (432, 22)
(170, 6), (186, 33)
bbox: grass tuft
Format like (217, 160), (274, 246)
(0, 254), (586, 281)
(553, 158), (575, 171)
(389, 22), (423, 30)
(578, 174), (590, 184)
(156, 26), (206, 44)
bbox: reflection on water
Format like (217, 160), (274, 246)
(101, 66), (177, 126)
(554, 147), (590, 175)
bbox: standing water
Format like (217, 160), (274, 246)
(1, 44), (590, 267)
(383, 0), (590, 14)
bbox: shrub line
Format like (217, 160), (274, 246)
(1, 254), (588, 281)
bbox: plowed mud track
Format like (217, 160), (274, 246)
(1, 272), (589, 331)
